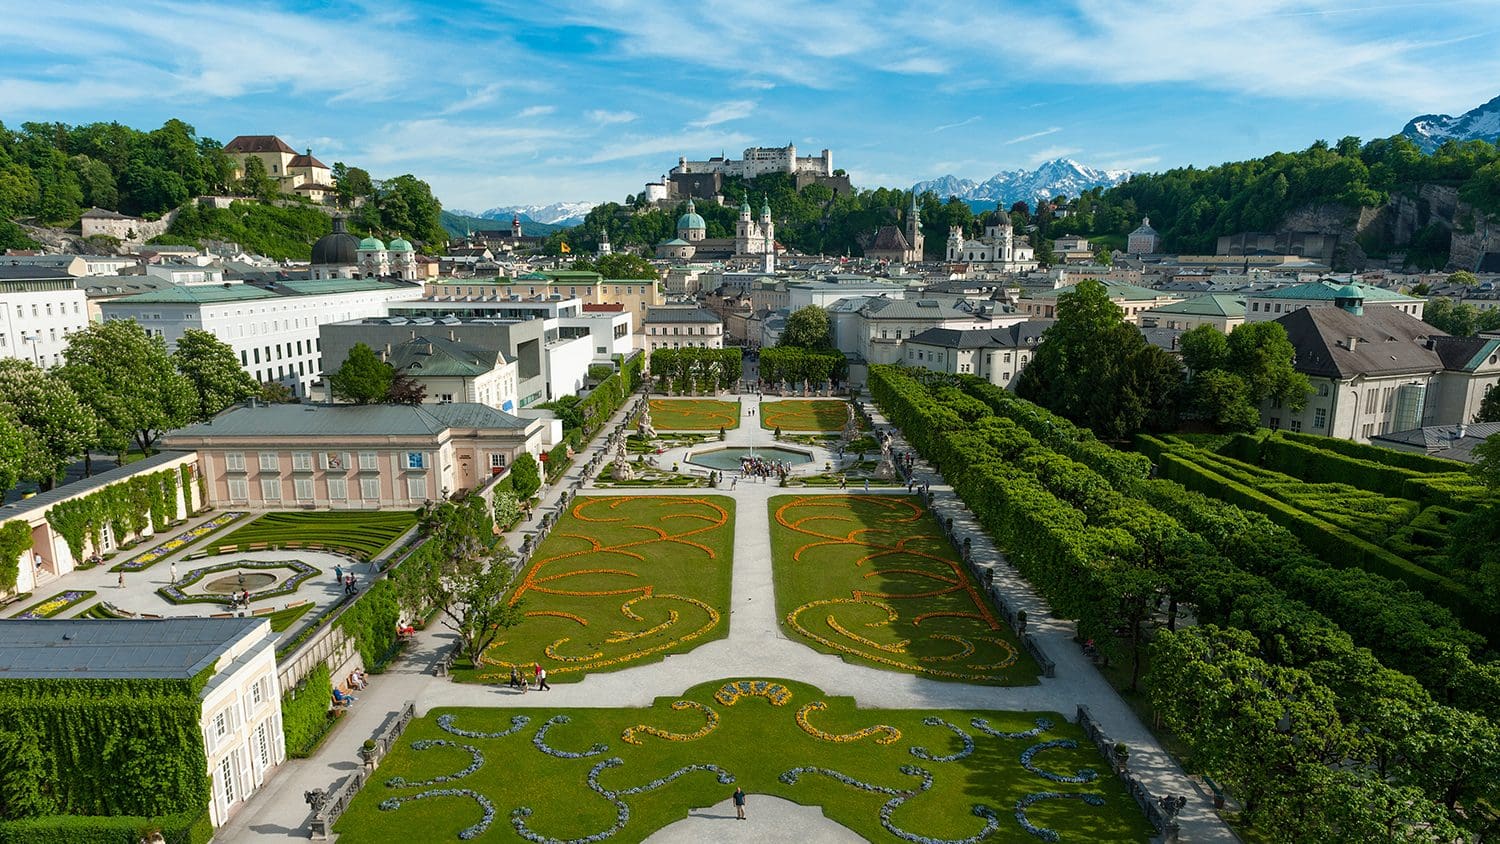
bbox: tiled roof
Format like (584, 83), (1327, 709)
(80, 207), (137, 220)
(1146, 293), (1246, 317)
(224, 135), (297, 155)
(0, 265), (75, 281)
(859, 298), (970, 320)
(105, 284), (280, 303)
(906, 320), (1052, 349)
(869, 225), (911, 253)
(388, 335), (503, 377)
(1027, 280), (1166, 301)
(1253, 280), (1419, 302)
(0, 618), (265, 680)
(645, 306), (721, 324)
(1275, 305), (1446, 379)
(1431, 335), (1500, 372)
(166, 402), (533, 440)
(289, 152), (329, 169)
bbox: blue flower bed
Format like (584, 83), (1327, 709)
(1014, 792), (1106, 841)
(781, 764), (1000, 844)
(1019, 740), (1098, 784)
(437, 713), (530, 739)
(512, 756), (736, 844)
(970, 717), (1052, 740)
(379, 788), (496, 840)
(385, 740), (483, 788)
(909, 717), (975, 763)
(532, 715), (609, 759)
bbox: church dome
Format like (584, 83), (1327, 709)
(311, 217), (359, 266)
(1335, 284), (1363, 299)
(677, 199), (706, 232)
(387, 237), (414, 252)
(358, 236), (386, 251)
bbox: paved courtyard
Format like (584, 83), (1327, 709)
(217, 392), (1239, 843)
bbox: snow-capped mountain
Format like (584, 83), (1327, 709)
(1402, 94), (1500, 152)
(912, 158), (1132, 208)
(455, 202), (598, 226)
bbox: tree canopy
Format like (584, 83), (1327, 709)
(0, 359), (96, 489)
(1015, 279), (1182, 439)
(59, 320), (195, 456)
(569, 252), (660, 279)
(778, 305), (833, 350)
(328, 343), (394, 405)
(173, 329), (257, 421)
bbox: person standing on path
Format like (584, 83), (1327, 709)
(863, 478), (870, 492)
(169, 562), (177, 584)
(117, 571), (124, 589)
(733, 787), (746, 820)
(537, 667), (550, 690)
(334, 564), (343, 584)
(533, 662), (542, 687)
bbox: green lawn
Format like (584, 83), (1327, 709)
(333, 678), (1151, 843)
(771, 495), (1039, 685)
(208, 510), (417, 560)
(460, 495), (735, 683)
(647, 399), (740, 431)
(268, 601), (316, 632)
(761, 399), (852, 432)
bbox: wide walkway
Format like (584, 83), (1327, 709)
(223, 392), (1237, 842)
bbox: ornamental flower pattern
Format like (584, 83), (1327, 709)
(620, 701), (719, 745)
(511, 756), (736, 844)
(156, 559), (318, 605)
(796, 701), (902, 745)
(378, 788), (496, 840)
(713, 680), (792, 707)
(384, 740), (483, 788)
(438, 713), (530, 740)
(780, 764), (1001, 844)
(1019, 740), (1098, 784)
(532, 715), (609, 759)
(971, 717), (1053, 740)
(12, 590), (93, 619)
(1014, 792), (1106, 842)
(909, 717), (975, 762)
(115, 512), (245, 571)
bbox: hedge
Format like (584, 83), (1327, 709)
(1236, 431), (1486, 508)
(0, 521), (29, 593)
(281, 664), (334, 758)
(0, 810), (211, 844)
(1280, 430), (1469, 474)
(335, 579), (402, 673)
(43, 469), (183, 560)
(0, 678), (210, 821)
(1141, 439), (1491, 639)
(574, 351), (644, 444)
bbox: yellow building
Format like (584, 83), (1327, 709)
(426, 270), (663, 330)
(223, 135), (332, 192)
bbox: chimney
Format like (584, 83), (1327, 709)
(449, 329), (456, 342)
(1346, 336), (1358, 352)
(1456, 423), (1468, 441)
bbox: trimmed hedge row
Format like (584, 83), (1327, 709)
(956, 376), (1152, 489)
(576, 351), (644, 444)
(281, 664), (334, 758)
(1138, 436), (1492, 640)
(0, 810), (212, 844)
(1280, 430), (1467, 474)
(1232, 430), (1486, 508)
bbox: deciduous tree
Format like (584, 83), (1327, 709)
(328, 343), (393, 405)
(59, 321), (193, 458)
(0, 359), (96, 489)
(778, 305), (833, 350)
(173, 329), (257, 420)
(509, 451), (541, 500)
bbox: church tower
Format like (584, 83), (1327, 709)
(905, 196), (924, 262)
(759, 195), (775, 256)
(946, 225), (963, 262)
(735, 197), (753, 254)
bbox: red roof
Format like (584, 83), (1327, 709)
(582, 303), (626, 312)
(290, 152), (329, 170)
(224, 135), (297, 155)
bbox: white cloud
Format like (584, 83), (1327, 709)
(932, 116), (981, 133)
(1005, 127), (1062, 145)
(1028, 146), (1082, 165)
(580, 130), (753, 165)
(518, 105), (557, 118)
(444, 84), (507, 115)
(587, 109), (638, 125)
(689, 100), (756, 128)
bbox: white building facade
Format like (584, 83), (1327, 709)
(0, 271), (90, 368)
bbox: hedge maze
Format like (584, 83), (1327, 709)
(868, 365), (1499, 839)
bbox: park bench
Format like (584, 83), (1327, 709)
(209, 612), (233, 618)
(252, 606), (276, 616)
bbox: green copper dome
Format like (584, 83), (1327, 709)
(677, 199), (706, 231)
(739, 197), (752, 214)
(358, 236), (386, 251)
(387, 237), (414, 252)
(1336, 284), (1363, 298)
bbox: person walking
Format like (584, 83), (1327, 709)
(863, 478), (870, 492)
(537, 667), (550, 691)
(169, 562), (178, 584)
(533, 662), (543, 687)
(733, 786), (747, 820)
(334, 564), (343, 584)
(117, 570), (125, 589)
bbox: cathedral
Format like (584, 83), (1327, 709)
(734, 196), (776, 257)
(946, 211), (1038, 272)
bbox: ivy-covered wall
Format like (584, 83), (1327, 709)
(281, 664), (333, 758)
(0, 678), (210, 822)
(335, 579), (400, 672)
(44, 468), (184, 560)
(0, 521), (29, 593)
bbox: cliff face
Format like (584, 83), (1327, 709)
(1276, 184), (1497, 271)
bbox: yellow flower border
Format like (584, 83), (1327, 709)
(713, 680), (792, 707)
(621, 701), (720, 745)
(795, 701), (902, 745)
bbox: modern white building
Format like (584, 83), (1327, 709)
(98, 278), (424, 397)
(0, 266), (90, 368)
(1, 618), (285, 831)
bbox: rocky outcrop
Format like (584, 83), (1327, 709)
(1275, 184), (1496, 271)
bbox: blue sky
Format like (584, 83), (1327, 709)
(2, 0), (1498, 209)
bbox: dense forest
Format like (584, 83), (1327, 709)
(0, 119), (446, 258)
(550, 135), (1500, 269)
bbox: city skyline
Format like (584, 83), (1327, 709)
(2, 0), (1498, 208)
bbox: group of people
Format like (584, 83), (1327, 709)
(347, 669), (368, 691)
(738, 455), (790, 481)
(334, 565), (358, 596)
(507, 662), (551, 691)
(227, 589), (252, 609)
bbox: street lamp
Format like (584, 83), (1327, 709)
(20, 333), (41, 367)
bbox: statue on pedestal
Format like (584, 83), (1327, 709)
(611, 436), (634, 481)
(877, 434), (896, 479)
(638, 404), (657, 440)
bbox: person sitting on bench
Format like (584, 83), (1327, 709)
(332, 687), (356, 707)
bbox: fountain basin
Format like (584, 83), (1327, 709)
(686, 446), (815, 471)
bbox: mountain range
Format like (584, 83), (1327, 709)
(447, 201), (597, 227)
(1402, 94), (1500, 152)
(911, 158), (1133, 210)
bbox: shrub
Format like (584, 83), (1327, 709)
(281, 664), (334, 758)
